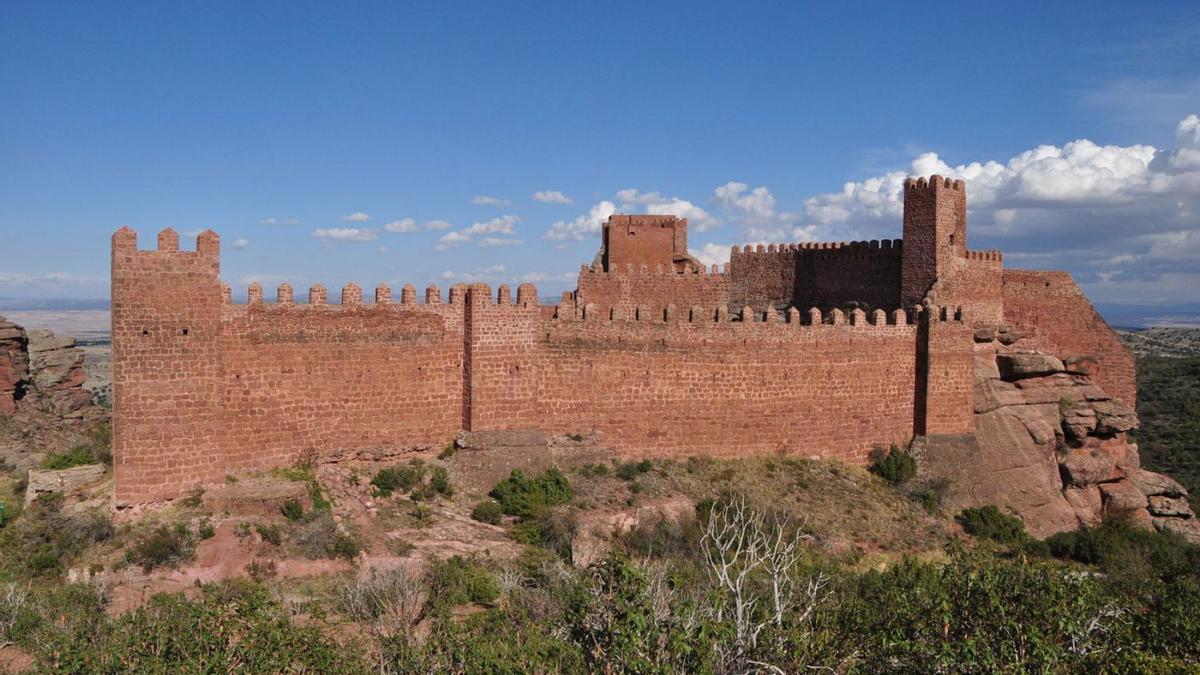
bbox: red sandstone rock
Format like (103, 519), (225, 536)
(1062, 486), (1102, 528)
(1148, 495), (1194, 518)
(1060, 448), (1116, 487)
(1098, 481), (1151, 525)
(1092, 400), (1139, 435)
(26, 329), (91, 414)
(997, 352), (1065, 379)
(1127, 469), (1188, 498)
(0, 316), (28, 413)
(1154, 517), (1200, 544)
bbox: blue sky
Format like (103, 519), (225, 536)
(2, 1), (1199, 306)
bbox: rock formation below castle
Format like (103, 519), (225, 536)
(924, 326), (1196, 541)
(0, 315), (92, 416)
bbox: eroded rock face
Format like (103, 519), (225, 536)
(26, 330), (91, 414)
(0, 316), (29, 413)
(927, 332), (1195, 540)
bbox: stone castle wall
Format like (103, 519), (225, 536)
(109, 175), (1134, 504)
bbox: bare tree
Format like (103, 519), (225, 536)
(701, 495), (828, 671)
(0, 583), (30, 649)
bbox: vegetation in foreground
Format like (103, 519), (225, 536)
(2, 483), (1199, 673)
(1134, 354), (1200, 503)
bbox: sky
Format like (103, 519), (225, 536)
(2, 1), (1199, 309)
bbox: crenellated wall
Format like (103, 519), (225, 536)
(727, 240), (904, 310)
(110, 174), (1128, 504)
(1001, 269), (1136, 406)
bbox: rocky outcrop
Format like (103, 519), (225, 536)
(0, 319), (92, 416)
(927, 324), (1196, 541)
(26, 330), (91, 414)
(0, 315), (28, 413)
(24, 463), (106, 506)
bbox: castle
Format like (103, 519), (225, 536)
(111, 176), (1134, 505)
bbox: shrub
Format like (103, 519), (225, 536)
(0, 496), (113, 578)
(429, 466), (453, 497)
(426, 556), (501, 611)
(956, 505), (1028, 545)
(908, 477), (951, 513)
(335, 566), (423, 625)
(245, 559), (277, 582)
(511, 509), (578, 562)
(490, 468), (573, 518)
(197, 518), (215, 540)
(438, 443), (457, 460)
(1045, 521), (1200, 584)
(471, 500), (503, 525)
(615, 460), (653, 481)
(127, 524), (195, 571)
(255, 523), (283, 546)
(293, 511), (359, 560)
(372, 461), (427, 497)
(577, 463), (609, 478)
(870, 444), (917, 484)
(40, 445), (97, 471)
(280, 498), (304, 522)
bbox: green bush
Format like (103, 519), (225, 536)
(28, 580), (367, 673)
(490, 468), (574, 518)
(426, 556), (501, 612)
(577, 463), (609, 478)
(471, 500), (503, 525)
(438, 443), (458, 460)
(0, 496), (113, 578)
(870, 444), (917, 484)
(41, 446), (97, 471)
(429, 466), (453, 497)
(280, 498), (304, 522)
(371, 461), (428, 497)
(127, 523), (195, 571)
(956, 505), (1029, 545)
(255, 523), (283, 546)
(511, 509), (578, 562)
(614, 460), (653, 481)
(1045, 521), (1200, 584)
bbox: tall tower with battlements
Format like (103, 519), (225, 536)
(901, 175), (967, 307)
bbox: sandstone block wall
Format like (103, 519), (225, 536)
(1001, 269), (1136, 406)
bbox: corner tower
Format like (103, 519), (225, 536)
(111, 227), (224, 505)
(901, 175), (967, 307)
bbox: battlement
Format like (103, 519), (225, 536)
(115, 174), (1133, 504)
(903, 175), (966, 193)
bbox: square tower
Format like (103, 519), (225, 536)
(601, 215), (690, 272)
(901, 175), (967, 307)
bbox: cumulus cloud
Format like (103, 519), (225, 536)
(436, 215), (522, 250)
(259, 217), (300, 225)
(472, 195), (510, 206)
(688, 242), (733, 269)
(713, 181), (809, 242)
(793, 113), (1200, 303)
(532, 190), (573, 204)
(544, 200), (617, 241)
(312, 227), (377, 242)
(544, 188), (719, 241)
(340, 212), (372, 222)
(424, 219), (452, 231)
(231, 237), (249, 250)
(616, 189), (720, 231)
(383, 218), (419, 233)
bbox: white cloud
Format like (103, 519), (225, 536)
(312, 227), (377, 242)
(714, 181), (804, 242)
(478, 237), (523, 247)
(520, 271), (577, 284)
(715, 182), (776, 220)
(532, 190), (573, 204)
(463, 214), (520, 236)
(340, 212), (372, 222)
(472, 195), (510, 206)
(0, 272), (97, 288)
(688, 243), (732, 269)
(259, 217), (300, 225)
(615, 189), (720, 231)
(544, 200), (617, 241)
(793, 113), (1200, 303)
(438, 215), (522, 250)
(440, 265), (508, 282)
(385, 218), (452, 233)
(383, 218), (419, 233)
(232, 237), (249, 250)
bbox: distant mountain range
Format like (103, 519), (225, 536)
(1, 297), (1196, 329)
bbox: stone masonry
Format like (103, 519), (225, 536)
(110, 176), (1136, 508)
